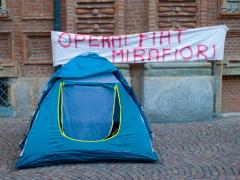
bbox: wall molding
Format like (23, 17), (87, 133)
(22, 32), (52, 65)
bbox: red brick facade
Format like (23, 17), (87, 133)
(222, 76), (240, 112)
(201, 0), (240, 112)
(0, 0), (239, 112)
(0, 0), (54, 77)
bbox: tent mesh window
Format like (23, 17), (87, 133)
(0, 78), (10, 107)
(58, 84), (121, 141)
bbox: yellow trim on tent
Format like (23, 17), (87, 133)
(106, 84), (117, 138)
(57, 82), (122, 143)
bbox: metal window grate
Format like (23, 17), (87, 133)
(0, 0), (8, 15)
(0, 78), (10, 107)
(222, 0), (240, 13)
(0, 7), (8, 14)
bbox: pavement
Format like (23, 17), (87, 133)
(0, 115), (240, 179)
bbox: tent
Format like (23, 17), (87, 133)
(16, 53), (158, 169)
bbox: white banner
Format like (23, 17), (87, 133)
(51, 25), (229, 67)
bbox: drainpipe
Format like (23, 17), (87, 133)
(53, 0), (61, 71)
(54, 0), (60, 31)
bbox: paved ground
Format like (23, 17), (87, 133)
(0, 116), (240, 179)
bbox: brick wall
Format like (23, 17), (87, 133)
(0, 34), (11, 62)
(0, 0), (54, 77)
(0, 0), (239, 114)
(157, 0), (199, 30)
(224, 36), (240, 61)
(203, 0), (240, 61)
(125, 0), (148, 34)
(203, 0), (240, 112)
(75, 0), (116, 35)
(60, 0), (66, 31)
(5, 0), (239, 77)
(222, 76), (240, 112)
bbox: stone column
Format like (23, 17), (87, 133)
(124, 0), (148, 103)
(212, 61), (223, 115)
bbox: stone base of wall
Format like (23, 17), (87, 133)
(2, 75), (215, 123)
(4, 76), (131, 118)
(143, 76), (214, 123)
(8, 77), (49, 118)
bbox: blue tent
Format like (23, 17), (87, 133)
(16, 53), (158, 169)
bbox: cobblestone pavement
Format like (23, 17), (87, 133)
(0, 116), (240, 179)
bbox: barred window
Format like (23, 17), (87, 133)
(0, 78), (10, 107)
(0, 0), (8, 16)
(218, 0), (240, 17)
(222, 0), (240, 13)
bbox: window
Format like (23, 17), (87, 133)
(223, 0), (240, 13)
(218, 0), (240, 18)
(0, 0), (8, 17)
(0, 78), (10, 107)
(58, 82), (121, 142)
